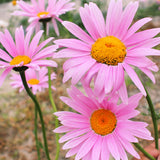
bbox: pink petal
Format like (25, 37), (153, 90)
(29, 30), (43, 57)
(133, 37), (160, 48)
(101, 137), (110, 160)
(79, 5), (100, 40)
(24, 29), (33, 53)
(75, 132), (98, 160)
(15, 26), (25, 55)
(94, 64), (106, 95)
(89, 3), (106, 37)
(107, 134), (120, 160)
(127, 48), (160, 57)
(35, 37), (54, 54)
(125, 56), (157, 68)
(106, 0), (116, 35)
(71, 59), (96, 85)
(55, 39), (91, 51)
(53, 48), (89, 58)
(105, 66), (113, 94)
(28, 60), (57, 68)
(124, 17), (152, 41)
(125, 28), (160, 47)
(0, 32), (16, 57)
(60, 96), (91, 117)
(0, 67), (12, 86)
(123, 63), (146, 96)
(33, 45), (58, 60)
(0, 49), (12, 62)
(117, 134), (140, 159)
(115, 127), (138, 143)
(108, 0), (123, 36)
(118, 80), (128, 104)
(63, 132), (91, 149)
(66, 144), (81, 158)
(140, 67), (155, 83)
(62, 21), (94, 44)
(54, 126), (73, 133)
(117, 2), (139, 40)
(82, 63), (100, 87)
(52, 18), (59, 36)
(91, 135), (102, 160)
(59, 128), (90, 143)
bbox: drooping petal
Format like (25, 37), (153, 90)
(123, 63), (146, 96)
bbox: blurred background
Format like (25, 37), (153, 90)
(0, 0), (160, 159)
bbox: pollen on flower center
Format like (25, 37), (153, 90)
(91, 36), (126, 65)
(10, 55), (31, 65)
(37, 11), (49, 18)
(90, 109), (117, 136)
(12, 0), (17, 6)
(27, 79), (39, 85)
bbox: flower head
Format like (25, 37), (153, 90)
(10, 67), (56, 94)
(54, 86), (153, 160)
(12, 0), (17, 6)
(54, 0), (160, 103)
(13, 0), (75, 35)
(0, 26), (58, 86)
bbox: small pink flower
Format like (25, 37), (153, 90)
(54, 86), (153, 160)
(0, 26), (58, 86)
(10, 67), (56, 94)
(13, 0), (75, 35)
(54, 1), (160, 103)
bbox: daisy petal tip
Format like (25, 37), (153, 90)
(143, 90), (147, 97)
(54, 112), (59, 117)
(62, 21), (68, 26)
(65, 153), (70, 158)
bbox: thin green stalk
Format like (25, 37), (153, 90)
(145, 88), (159, 149)
(34, 106), (41, 160)
(48, 67), (60, 160)
(42, 21), (60, 160)
(134, 143), (156, 160)
(42, 22), (47, 37)
(19, 70), (51, 160)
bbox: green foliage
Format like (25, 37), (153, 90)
(135, 3), (160, 20)
(0, 0), (10, 3)
(81, 0), (103, 8)
(0, 0), (29, 3)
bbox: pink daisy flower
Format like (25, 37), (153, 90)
(54, 1), (160, 103)
(0, 26), (58, 86)
(10, 67), (56, 94)
(13, 0), (75, 35)
(54, 86), (153, 160)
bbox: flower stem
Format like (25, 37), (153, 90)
(42, 20), (60, 160)
(34, 107), (41, 160)
(19, 70), (51, 160)
(48, 67), (60, 160)
(134, 143), (156, 160)
(145, 88), (159, 149)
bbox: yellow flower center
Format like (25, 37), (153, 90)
(12, 0), (17, 6)
(91, 36), (126, 65)
(37, 11), (49, 18)
(27, 79), (39, 85)
(90, 109), (117, 136)
(10, 55), (31, 65)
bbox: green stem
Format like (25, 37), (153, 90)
(42, 20), (60, 160)
(42, 22), (47, 37)
(48, 67), (60, 160)
(145, 88), (159, 149)
(134, 143), (156, 160)
(19, 70), (51, 160)
(35, 107), (41, 160)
